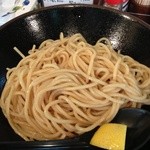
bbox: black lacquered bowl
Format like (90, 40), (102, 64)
(0, 4), (150, 150)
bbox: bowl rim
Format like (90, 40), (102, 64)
(0, 4), (150, 31)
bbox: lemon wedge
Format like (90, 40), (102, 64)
(90, 123), (127, 150)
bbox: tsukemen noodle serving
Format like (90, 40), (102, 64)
(0, 33), (150, 141)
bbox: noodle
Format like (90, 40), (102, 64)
(0, 33), (150, 141)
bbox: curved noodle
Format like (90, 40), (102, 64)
(0, 33), (150, 141)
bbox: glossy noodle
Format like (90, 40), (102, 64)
(0, 33), (150, 141)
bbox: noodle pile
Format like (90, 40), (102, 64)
(0, 33), (150, 141)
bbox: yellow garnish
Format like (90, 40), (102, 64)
(90, 123), (127, 150)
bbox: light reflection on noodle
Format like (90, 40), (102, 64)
(0, 33), (150, 141)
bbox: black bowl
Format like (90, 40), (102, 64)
(0, 4), (150, 150)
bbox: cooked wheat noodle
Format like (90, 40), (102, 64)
(0, 33), (150, 141)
